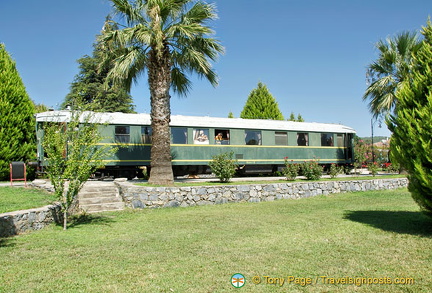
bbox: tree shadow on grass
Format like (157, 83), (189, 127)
(343, 210), (432, 237)
(0, 237), (16, 248)
(59, 213), (116, 229)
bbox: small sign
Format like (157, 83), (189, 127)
(10, 161), (27, 187)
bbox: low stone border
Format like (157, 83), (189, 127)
(116, 178), (409, 209)
(0, 203), (62, 237)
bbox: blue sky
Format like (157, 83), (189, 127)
(1, 0), (431, 137)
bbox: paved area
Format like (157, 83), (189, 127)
(0, 171), (394, 188)
(0, 182), (28, 187)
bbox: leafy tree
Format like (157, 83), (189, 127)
(240, 82), (284, 120)
(62, 16), (135, 113)
(364, 31), (422, 119)
(33, 102), (49, 113)
(0, 43), (35, 180)
(387, 20), (432, 216)
(228, 111), (234, 118)
(41, 110), (115, 229)
(100, 0), (224, 185)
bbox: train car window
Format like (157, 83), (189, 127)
(245, 130), (262, 145)
(321, 133), (334, 146)
(275, 132), (288, 145)
(193, 129), (209, 144)
(115, 126), (130, 143)
(141, 126), (152, 144)
(297, 133), (308, 146)
(171, 127), (188, 144)
(337, 134), (345, 147)
(214, 129), (230, 145)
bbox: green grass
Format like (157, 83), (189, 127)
(1, 188), (431, 292)
(0, 187), (57, 214)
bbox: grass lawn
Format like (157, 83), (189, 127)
(1, 188), (431, 292)
(0, 186), (57, 214)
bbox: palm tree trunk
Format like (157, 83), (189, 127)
(147, 46), (174, 185)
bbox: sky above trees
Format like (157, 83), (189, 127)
(1, 0), (431, 137)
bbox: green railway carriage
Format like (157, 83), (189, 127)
(35, 111), (356, 178)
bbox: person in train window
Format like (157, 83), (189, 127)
(215, 133), (223, 144)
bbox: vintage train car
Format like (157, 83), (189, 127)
(35, 110), (356, 178)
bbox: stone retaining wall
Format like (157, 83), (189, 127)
(116, 178), (409, 209)
(0, 203), (62, 237)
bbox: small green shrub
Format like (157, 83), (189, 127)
(209, 152), (237, 182)
(368, 162), (379, 177)
(283, 157), (299, 181)
(301, 160), (323, 180)
(386, 162), (400, 173)
(329, 163), (343, 179)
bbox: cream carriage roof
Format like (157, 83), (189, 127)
(36, 111), (356, 134)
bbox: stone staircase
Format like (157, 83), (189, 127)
(78, 181), (125, 213)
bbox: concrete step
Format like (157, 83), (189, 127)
(80, 186), (118, 193)
(79, 196), (123, 205)
(79, 190), (119, 199)
(80, 202), (125, 213)
(77, 181), (125, 213)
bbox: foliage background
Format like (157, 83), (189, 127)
(240, 82), (284, 120)
(0, 43), (35, 180)
(388, 21), (432, 215)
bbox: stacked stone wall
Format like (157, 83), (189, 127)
(117, 178), (409, 209)
(0, 203), (61, 237)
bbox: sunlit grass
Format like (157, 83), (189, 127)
(0, 187), (57, 213)
(1, 188), (431, 292)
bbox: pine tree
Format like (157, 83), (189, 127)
(0, 43), (35, 180)
(297, 114), (304, 122)
(388, 20), (432, 216)
(62, 17), (135, 113)
(288, 112), (296, 121)
(240, 82), (284, 120)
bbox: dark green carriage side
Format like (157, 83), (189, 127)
(35, 111), (355, 178)
(95, 124), (354, 176)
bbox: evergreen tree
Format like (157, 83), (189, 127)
(288, 112), (296, 121)
(240, 82), (284, 120)
(228, 111), (234, 118)
(297, 114), (304, 122)
(388, 20), (432, 216)
(63, 16), (135, 113)
(0, 43), (35, 180)
(288, 112), (304, 122)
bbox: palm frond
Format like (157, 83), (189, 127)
(364, 30), (421, 117)
(171, 67), (191, 96)
(112, 0), (146, 25)
(106, 46), (148, 91)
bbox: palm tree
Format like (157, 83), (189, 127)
(363, 31), (422, 119)
(101, 0), (224, 185)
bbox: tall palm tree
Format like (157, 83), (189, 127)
(101, 0), (224, 185)
(363, 31), (422, 119)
